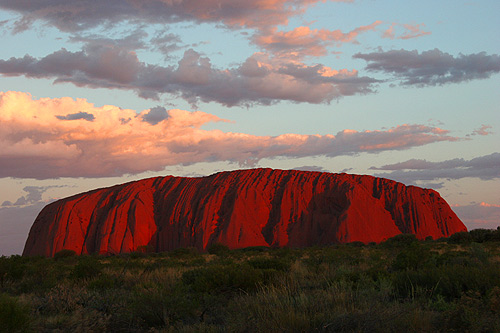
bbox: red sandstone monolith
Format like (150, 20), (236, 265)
(23, 169), (467, 256)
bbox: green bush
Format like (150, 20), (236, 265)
(469, 228), (500, 243)
(0, 256), (27, 282)
(182, 264), (269, 293)
(88, 274), (119, 290)
(237, 246), (270, 253)
(381, 234), (418, 248)
(54, 249), (77, 260)
(2, 239), (500, 331)
(168, 247), (200, 258)
(393, 261), (500, 300)
(71, 256), (103, 280)
(347, 241), (365, 247)
(392, 243), (431, 271)
(247, 257), (291, 272)
(18, 258), (58, 292)
(207, 243), (230, 256)
(0, 294), (31, 332)
(447, 231), (472, 244)
(130, 285), (198, 328)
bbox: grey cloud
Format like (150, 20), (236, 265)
(142, 106), (170, 125)
(353, 49), (500, 86)
(416, 182), (445, 190)
(70, 28), (184, 60)
(69, 28), (150, 51)
(151, 31), (183, 58)
(0, 0), (333, 33)
(1, 186), (59, 207)
(370, 158), (464, 171)
(0, 46), (375, 107)
(292, 165), (329, 173)
(56, 111), (95, 121)
(0, 44), (141, 85)
(371, 153), (500, 183)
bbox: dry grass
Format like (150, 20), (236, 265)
(1, 233), (500, 331)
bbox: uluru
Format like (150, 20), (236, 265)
(23, 168), (467, 257)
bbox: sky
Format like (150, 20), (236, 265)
(0, 0), (499, 255)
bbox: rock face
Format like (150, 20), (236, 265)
(23, 169), (466, 256)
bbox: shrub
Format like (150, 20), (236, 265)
(0, 256), (27, 283)
(71, 256), (103, 280)
(393, 260), (500, 300)
(54, 249), (77, 260)
(169, 247), (200, 258)
(392, 243), (431, 271)
(129, 251), (146, 259)
(381, 234), (418, 248)
(469, 229), (500, 243)
(248, 257), (291, 272)
(207, 243), (230, 256)
(237, 246), (270, 253)
(130, 285), (199, 328)
(182, 264), (270, 293)
(447, 231), (472, 244)
(88, 274), (119, 290)
(347, 241), (365, 247)
(0, 294), (31, 332)
(18, 258), (58, 293)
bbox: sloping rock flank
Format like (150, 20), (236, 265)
(23, 169), (467, 256)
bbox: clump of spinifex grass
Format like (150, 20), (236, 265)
(1, 229), (500, 331)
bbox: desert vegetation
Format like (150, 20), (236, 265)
(2, 229), (500, 332)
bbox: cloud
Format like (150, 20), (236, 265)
(470, 124), (493, 136)
(353, 48), (500, 86)
(1, 185), (61, 207)
(292, 165), (330, 172)
(0, 91), (459, 179)
(70, 28), (185, 61)
(0, 0), (353, 33)
(141, 106), (170, 125)
(0, 45), (376, 106)
(69, 28), (150, 52)
(452, 202), (500, 230)
(56, 111), (95, 121)
(370, 153), (500, 182)
(253, 21), (382, 58)
(415, 182), (445, 190)
(150, 31), (184, 58)
(382, 23), (431, 40)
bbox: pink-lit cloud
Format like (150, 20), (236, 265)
(0, 45), (376, 106)
(382, 23), (431, 40)
(253, 21), (382, 57)
(470, 124), (493, 136)
(0, 91), (459, 179)
(451, 202), (500, 230)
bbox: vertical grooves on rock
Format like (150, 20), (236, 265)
(261, 169), (293, 246)
(23, 169), (468, 257)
